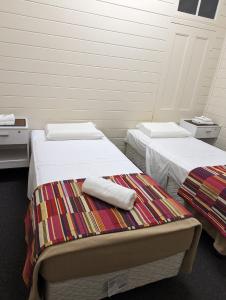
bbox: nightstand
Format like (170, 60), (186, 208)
(180, 119), (221, 144)
(0, 118), (29, 169)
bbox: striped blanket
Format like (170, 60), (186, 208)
(23, 173), (191, 286)
(178, 166), (226, 237)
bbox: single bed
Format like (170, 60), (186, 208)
(125, 129), (226, 254)
(26, 130), (201, 300)
(27, 130), (140, 199)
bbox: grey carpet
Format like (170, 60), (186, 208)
(0, 168), (225, 300)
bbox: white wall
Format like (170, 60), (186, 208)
(204, 36), (226, 150)
(0, 0), (226, 149)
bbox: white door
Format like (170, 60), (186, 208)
(153, 20), (215, 121)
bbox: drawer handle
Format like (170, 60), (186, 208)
(0, 134), (9, 137)
(206, 130), (212, 133)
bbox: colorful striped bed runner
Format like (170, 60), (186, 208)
(23, 173), (191, 286)
(178, 166), (226, 237)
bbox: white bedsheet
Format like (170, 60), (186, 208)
(27, 130), (140, 199)
(126, 129), (226, 187)
(126, 129), (151, 157)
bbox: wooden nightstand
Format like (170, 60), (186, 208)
(180, 119), (221, 144)
(0, 118), (29, 169)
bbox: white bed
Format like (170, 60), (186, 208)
(125, 129), (226, 254)
(28, 130), (139, 199)
(126, 129), (226, 187)
(26, 130), (201, 300)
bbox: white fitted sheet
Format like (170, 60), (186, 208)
(27, 130), (139, 198)
(126, 129), (226, 187)
(126, 129), (151, 157)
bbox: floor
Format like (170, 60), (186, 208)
(0, 168), (225, 300)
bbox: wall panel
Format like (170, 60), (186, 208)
(0, 0), (225, 149)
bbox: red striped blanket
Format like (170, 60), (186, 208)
(178, 166), (226, 237)
(23, 173), (191, 286)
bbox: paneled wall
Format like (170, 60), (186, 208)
(0, 0), (226, 149)
(204, 36), (226, 150)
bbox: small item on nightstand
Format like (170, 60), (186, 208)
(0, 114), (15, 126)
(192, 116), (214, 125)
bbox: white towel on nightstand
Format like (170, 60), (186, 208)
(0, 114), (15, 125)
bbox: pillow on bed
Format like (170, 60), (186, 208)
(45, 122), (104, 140)
(136, 122), (191, 138)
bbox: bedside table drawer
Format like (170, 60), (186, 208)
(195, 126), (221, 139)
(0, 130), (29, 145)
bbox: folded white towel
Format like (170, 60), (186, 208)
(196, 116), (213, 122)
(82, 177), (137, 211)
(45, 122), (104, 140)
(0, 114), (15, 125)
(0, 121), (15, 126)
(192, 119), (214, 125)
(192, 116), (214, 125)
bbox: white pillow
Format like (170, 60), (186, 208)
(136, 122), (191, 138)
(45, 122), (104, 140)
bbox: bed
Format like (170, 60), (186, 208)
(26, 130), (201, 300)
(125, 129), (226, 255)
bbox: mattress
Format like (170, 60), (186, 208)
(126, 129), (226, 186)
(28, 130), (139, 198)
(27, 130), (201, 300)
(45, 252), (185, 300)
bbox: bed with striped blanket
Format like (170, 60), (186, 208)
(178, 165), (226, 254)
(23, 173), (201, 300)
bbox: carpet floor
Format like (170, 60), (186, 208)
(0, 168), (225, 300)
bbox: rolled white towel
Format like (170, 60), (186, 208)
(82, 177), (137, 211)
(0, 114), (15, 125)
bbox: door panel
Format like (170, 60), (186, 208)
(153, 21), (215, 121)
